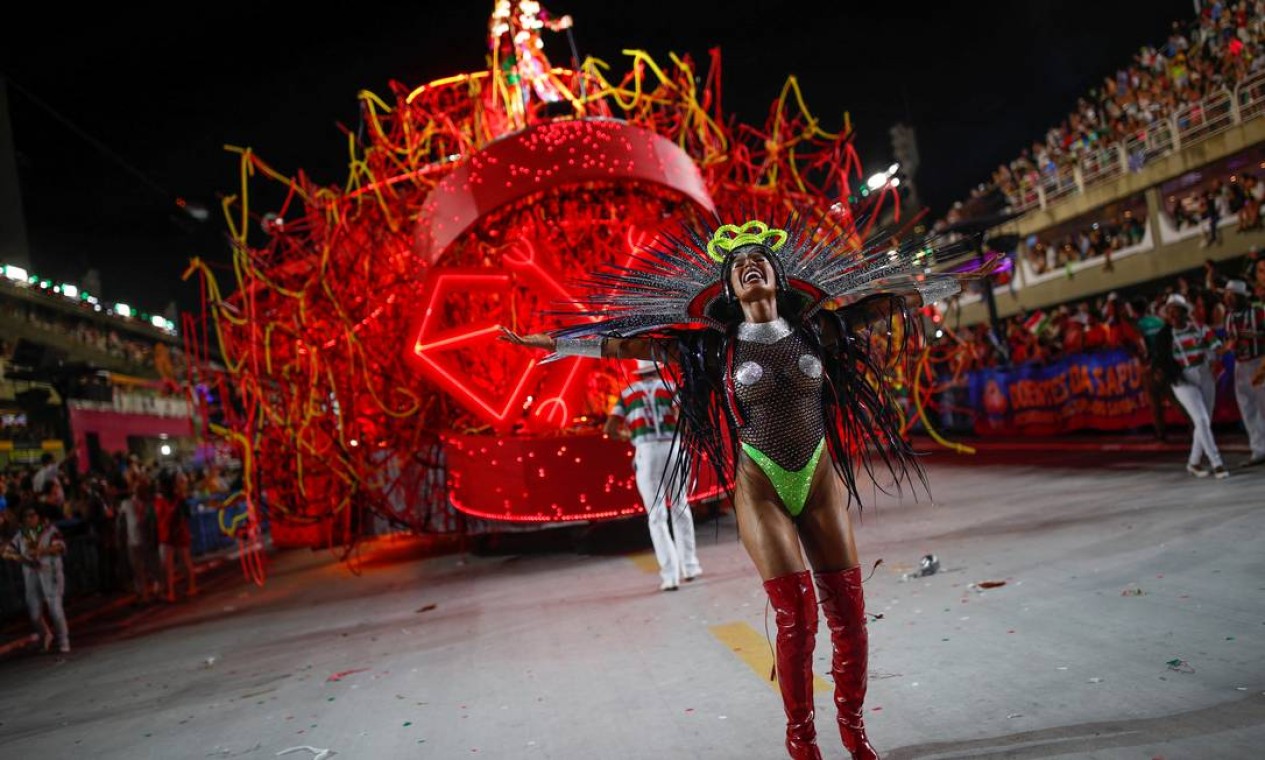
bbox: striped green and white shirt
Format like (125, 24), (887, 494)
(610, 378), (678, 445)
(1171, 322), (1222, 368)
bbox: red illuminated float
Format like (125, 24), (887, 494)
(184, 5), (903, 540)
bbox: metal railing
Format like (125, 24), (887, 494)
(1007, 70), (1265, 214)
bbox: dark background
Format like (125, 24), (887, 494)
(0, 0), (1193, 313)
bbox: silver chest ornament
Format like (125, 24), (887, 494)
(798, 354), (822, 379)
(734, 355), (822, 386)
(734, 361), (764, 386)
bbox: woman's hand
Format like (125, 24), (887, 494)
(498, 327), (556, 351)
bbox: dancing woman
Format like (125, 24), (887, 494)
(503, 219), (976, 759)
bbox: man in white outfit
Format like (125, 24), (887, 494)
(1159, 294), (1229, 479)
(3, 505), (70, 653)
(1223, 280), (1265, 466)
(605, 360), (702, 591)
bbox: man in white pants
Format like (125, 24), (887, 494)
(1223, 280), (1265, 467)
(2, 505), (70, 653)
(605, 360), (702, 591)
(1160, 294), (1229, 479)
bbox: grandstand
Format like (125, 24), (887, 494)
(950, 4), (1265, 325)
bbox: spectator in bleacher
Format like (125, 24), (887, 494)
(1155, 293), (1230, 478)
(1222, 279), (1265, 465)
(1245, 174), (1265, 230)
(1201, 187), (1222, 247)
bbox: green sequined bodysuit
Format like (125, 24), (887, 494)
(732, 319), (826, 516)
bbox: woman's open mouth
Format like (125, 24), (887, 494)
(742, 269), (765, 285)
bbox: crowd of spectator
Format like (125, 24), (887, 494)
(945, 249), (1265, 372)
(0, 299), (182, 372)
(1166, 170), (1265, 245)
(1026, 211), (1149, 275)
(1, 449), (238, 653)
(961, 2), (1265, 217)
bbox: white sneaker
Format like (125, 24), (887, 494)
(659, 580), (679, 592)
(1212, 465), (1230, 479)
(1186, 463), (1210, 478)
(683, 570), (702, 582)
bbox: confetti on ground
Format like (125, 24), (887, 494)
(1088, 677), (1104, 684)
(976, 580), (1007, 589)
(277, 747), (335, 760)
(1166, 659), (1196, 673)
(1007, 713), (1023, 719)
(326, 669), (369, 683)
(416, 604), (438, 614)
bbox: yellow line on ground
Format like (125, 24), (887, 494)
(709, 621), (832, 694)
(628, 551), (661, 574)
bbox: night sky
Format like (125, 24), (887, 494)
(2, 0), (1193, 314)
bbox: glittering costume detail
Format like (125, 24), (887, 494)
(735, 361), (764, 386)
(798, 354), (822, 379)
(730, 327), (830, 515)
(738, 318), (794, 344)
(742, 439), (826, 516)
(733, 329), (825, 472)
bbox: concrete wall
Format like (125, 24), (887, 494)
(953, 225), (1263, 324)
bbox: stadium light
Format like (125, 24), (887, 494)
(160, 444), (172, 456)
(151, 315), (166, 329)
(867, 163), (901, 191)
(114, 303), (133, 318)
(3, 264), (28, 282)
(62, 284), (79, 298)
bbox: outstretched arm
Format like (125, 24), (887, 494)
(498, 328), (678, 364)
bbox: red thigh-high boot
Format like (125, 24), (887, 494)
(815, 566), (879, 760)
(763, 570), (822, 760)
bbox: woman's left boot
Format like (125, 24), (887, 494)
(815, 566), (880, 760)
